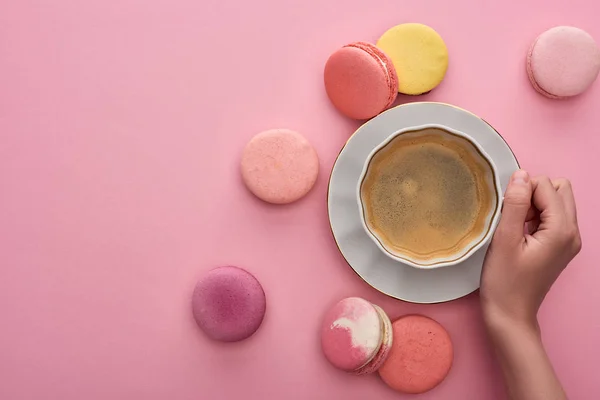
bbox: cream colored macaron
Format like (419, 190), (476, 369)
(377, 23), (449, 95)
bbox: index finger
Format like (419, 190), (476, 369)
(552, 178), (578, 225)
(531, 176), (566, 232)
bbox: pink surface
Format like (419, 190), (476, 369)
(321, 297), (383, 373)
(324, 42), (398, 120)
(527, 26), (600, 98)
(1, 1), (600, 399)
(379, 315), (454, 394)
(241, 129), (319, 204)
(192, 266), (266, 342)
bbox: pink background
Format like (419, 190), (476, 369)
(1, 0), (599, 399)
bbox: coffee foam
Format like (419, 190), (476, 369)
(360, 128), (496, 263)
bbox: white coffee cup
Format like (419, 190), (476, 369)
(356, 124), (503, 269)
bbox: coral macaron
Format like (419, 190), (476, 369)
(527, 26), (600, 98)
(321, 297), (393, 375)
(324, 42), (398, 120)
(192, 266), (266, 342)
(241, 129), (319, 204)
(379, 315), (453, 394)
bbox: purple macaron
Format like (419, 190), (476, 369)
(192, 266), (266, 342)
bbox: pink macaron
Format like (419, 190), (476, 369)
(527, 26), (600, 98)
(241, 129), (319, 204)
(192, 266), (266, 342)
(379, 315), (453, 394)
(324, 42), (398, 120)
(321, 297), (393, 375)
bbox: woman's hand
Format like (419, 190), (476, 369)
(481, 170), (582, 328)
(480, 170), (582, 400)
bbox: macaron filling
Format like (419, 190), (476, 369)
(354, 304), (393, 375)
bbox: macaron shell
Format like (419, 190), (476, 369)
(192, 266), (266, 342)
(354, 304), (393, 375)
(528, 26), (600, 98)
(324, 42), (398, 120)
(349, 42), (399, 110)
(527, 40), (560, 99)
(379, 315), (453, 394)
(241, 129), (319, 204)
(321, 297), (383, 373)
(377, 23), (449, 95)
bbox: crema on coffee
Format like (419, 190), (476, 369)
(360, 128), (496, 263)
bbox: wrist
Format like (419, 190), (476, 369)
(482, 303), (540, 340)
(483, 305), (566, 400)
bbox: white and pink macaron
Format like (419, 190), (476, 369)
(321, 297), (393, 375)
(527, 26), (600, 98)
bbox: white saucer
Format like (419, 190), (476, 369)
(327, 102), (519, 303)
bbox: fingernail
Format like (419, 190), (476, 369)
(511, 169), (529, 185)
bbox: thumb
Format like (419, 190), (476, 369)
(496, 170), (533, 244)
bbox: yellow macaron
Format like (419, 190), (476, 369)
(377, 23), (449, 95)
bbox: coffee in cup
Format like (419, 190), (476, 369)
(358, 126), (501, 268)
